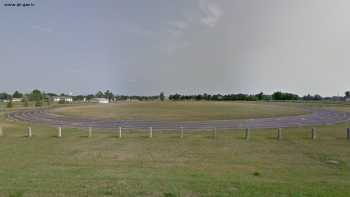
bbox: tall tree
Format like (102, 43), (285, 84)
(23, 96), (29, 107)
(104, 90), (114, 102)
(96, 91), (104, 98)
(30, 89), (43, 107)
(160, 92), (165, 101)
(345, 91), (350, 97)
(256, 92), (264, 100)
(30, 89), (43, 101)
(13, 91), (23, 98)
(0, 93), (11, 100)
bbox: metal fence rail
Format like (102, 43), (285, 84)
(1, 125), (350, 141)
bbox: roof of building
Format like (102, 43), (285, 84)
(91, 98), (109, 101)
(53, 96), (72, 98)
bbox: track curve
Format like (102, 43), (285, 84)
(7, 108), (350, 129)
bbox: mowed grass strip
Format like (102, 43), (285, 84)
(1, 115), (350, 196)
(51, 101), (309, 121)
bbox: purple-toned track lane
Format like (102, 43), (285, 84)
(7, 109), (350, 129)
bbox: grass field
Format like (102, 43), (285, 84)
(51, 101), (309, 121)
(1, 101), (350, 196)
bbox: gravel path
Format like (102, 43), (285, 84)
(7, 108), (350, 129)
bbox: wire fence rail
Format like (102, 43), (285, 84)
(1, 125), (350, 141)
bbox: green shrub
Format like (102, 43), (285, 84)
(35, 100), (42, 107)
(163, 192), (177, 197)
(6, 101), (13, 108)
(9, 191), (24, 197)
(253, 172), (261, 176)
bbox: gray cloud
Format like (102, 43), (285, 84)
(1, 0), (350, 96)
(31, 25), (53, 33)
(199, 0), (223, 27)
(168, 21), (189, 30)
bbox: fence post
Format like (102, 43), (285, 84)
(311, 128), (316, 140)
(213, 128), (217, 139)
(58, 127), (62, 138)
(119, 127), (122, 138)
(28, 127), (32, 137)
(347, 128), (350, 141)
(0, 126), (3, 137)
(180, 127), (184, 138)
(277, 128), (282, 140)
(245, 128), (250, 140)
(88, 127), (92, 137)
(149, 127), (153, 138)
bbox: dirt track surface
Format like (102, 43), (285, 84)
(7, 108), (350, 129)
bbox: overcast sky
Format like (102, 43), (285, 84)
(1, 0), (349, 96)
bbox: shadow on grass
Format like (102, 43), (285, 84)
(167, 135), (183, 139)
(79, 135), (91, 138)
(235, 136), (247, 140)
(51, 135), (62, 138)
(300, 136), (314, 140)
(335, 136), (350, 140)
(266, 136), (279, 140)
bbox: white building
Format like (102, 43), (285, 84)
(53, 96), (73, 103)
(12, 98), (23, 102)
(91, 98), (109, 104)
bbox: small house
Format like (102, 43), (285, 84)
(90, 98), (109, 104)
(53, 96), (73, 103)
(12, 98), (23, 102)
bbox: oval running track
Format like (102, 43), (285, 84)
(6, 108), (350, 129)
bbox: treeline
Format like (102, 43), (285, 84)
(1, 89), (349, 108)
(271, 92), (299, 100)
(75, 94), (161, 102)
(0, 89), (46, 107)
(169, 92), (326, 101)
(169, 93), (265, 101)
(71, 91), (164, 102)
(0, 91), (23, 100)
(0, 89), (164, 108)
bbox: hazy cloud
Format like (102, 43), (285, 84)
(169, 21), (189, 29)
(167, 29), (184, 37)
(165, 20), (191, 53)
(199, 0), (223, 28)
(165, 41), (190, 55)
(31, 25), (53, 33)
(167, 20), (190, 37)
(2, 1), (350, 96)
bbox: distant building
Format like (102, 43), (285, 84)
(327, 96), (344, 101)
(12, 98), (23, 102)
(90, 98), (109, 104)
(53, 96), (73, 103)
